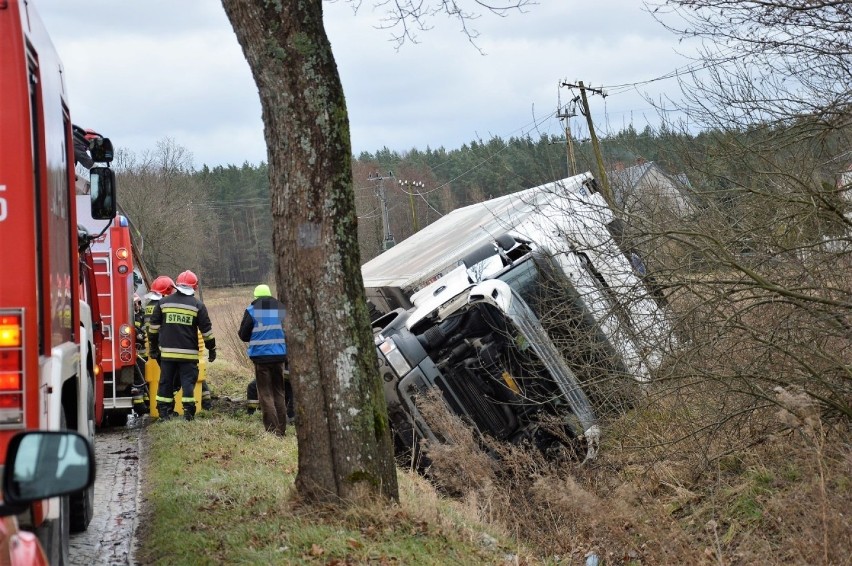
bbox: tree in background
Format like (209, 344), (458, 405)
(115, 138), (216, 278)
(197, 163), (275, 286)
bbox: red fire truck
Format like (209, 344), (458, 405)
(1, 1), (118, 563)
(77, 203), (150, 426)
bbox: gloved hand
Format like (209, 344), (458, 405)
(208, 348), (216, 363)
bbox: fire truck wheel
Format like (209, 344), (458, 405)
(71, 380), (95, 532)
(37, 408), (72, 565)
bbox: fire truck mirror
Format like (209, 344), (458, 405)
(90, 136), (114, 164)
(90, 166), (117, 220)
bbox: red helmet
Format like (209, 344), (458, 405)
(150, 276), (175, 295)
(176, 270), (199, 290)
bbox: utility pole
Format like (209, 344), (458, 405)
(562, 80), (614, 209)
(556, 105), (577, 176)
(369, 171), (395, 250)
(398, 179), (424, 233)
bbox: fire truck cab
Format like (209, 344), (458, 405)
(1, 0), (117, 563)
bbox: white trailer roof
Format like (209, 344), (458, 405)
(361, 173), (595, 291)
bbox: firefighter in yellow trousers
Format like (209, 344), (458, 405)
(149, 270), (216, 421)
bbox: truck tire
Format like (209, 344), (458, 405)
(37, 408), (72, 565)
(71, 376), (95, 532)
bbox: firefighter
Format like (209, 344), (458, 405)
(131, 294), (150, 414)
(149, 270), (216, 421)
(177, 270), (214, 411)
(143, 276), (176, 416)
(144, 276), (176, 334)
(172, 269), (214, 410)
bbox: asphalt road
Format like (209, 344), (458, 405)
(69, 415), (146, 566)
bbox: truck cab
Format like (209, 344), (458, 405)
(375, 265), (600, 467)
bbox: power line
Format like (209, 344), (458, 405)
(597, 27), (794, 96)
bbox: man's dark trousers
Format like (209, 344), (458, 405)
(255, 362), (288, 435)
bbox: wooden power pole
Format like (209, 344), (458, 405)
(369, 171), (395, 250)
(556, 106), (577, 176)
(563, 81), (615, 209)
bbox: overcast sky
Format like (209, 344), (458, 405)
(35, 1), (692, 169)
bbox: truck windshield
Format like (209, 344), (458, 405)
(495, 256), (546, 315)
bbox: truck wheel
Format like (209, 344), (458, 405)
(37, 408), (72, 565)
(71, 379), (95, 532)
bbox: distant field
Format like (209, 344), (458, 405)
(203, 285), (257, 371)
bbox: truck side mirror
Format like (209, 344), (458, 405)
(90, 137), (114, 164)
(90, 166), (117, 220)
(1, 431), (94, 511)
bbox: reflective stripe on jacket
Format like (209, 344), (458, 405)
(149, 293), (215, 362)
(238, 297), (287, 363)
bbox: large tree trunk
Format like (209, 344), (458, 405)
(221, 0), (399, 504)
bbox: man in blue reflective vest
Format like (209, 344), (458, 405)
(238, 284), (290, 436)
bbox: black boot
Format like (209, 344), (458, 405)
(132, 387), (149, 415)
(182, 402), (196, 422)
(201, 382), (212, 411)
(157, 402), (174, 421)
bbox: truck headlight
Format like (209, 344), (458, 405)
(378, 337), (411, 376)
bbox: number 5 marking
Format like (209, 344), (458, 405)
(0, 185), (7, 221)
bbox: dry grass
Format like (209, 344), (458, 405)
(417, 382), (851, 565)
(138, 395), (530, 565)
(204, 285), (255, 372)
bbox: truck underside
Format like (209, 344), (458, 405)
(376, 280), (599, 469)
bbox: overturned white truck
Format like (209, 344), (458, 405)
(363, 173), (673, 462)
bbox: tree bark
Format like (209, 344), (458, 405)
(221, 0), (399, 504)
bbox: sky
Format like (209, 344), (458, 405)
(35, 0), (694, 169)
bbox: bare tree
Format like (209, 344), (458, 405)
(373, 0), (534, 50)
(650, 0), (852, 129)
(629, 1), (852, 433)
(219, 0), (531, 504)
(115, 138), (215, 278)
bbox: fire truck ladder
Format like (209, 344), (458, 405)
(93, 251), (131, 411)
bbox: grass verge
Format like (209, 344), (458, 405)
(136, 390), (521, 564)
